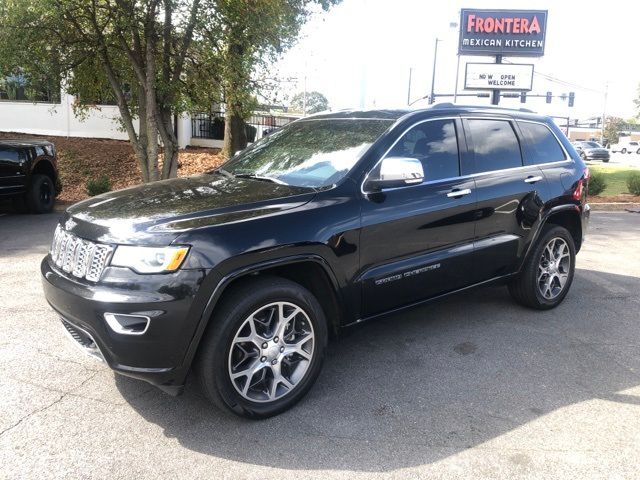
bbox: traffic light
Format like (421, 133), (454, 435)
(546, 91), (552, 104)
(568, 92), (575, 107)
(520, 92), (526, 103)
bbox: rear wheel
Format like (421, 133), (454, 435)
(196, 276), (328, 419)
(26, 174), (55, 213)
(508, 225), (576, 310)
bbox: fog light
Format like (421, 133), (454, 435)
(104, 313), (150, 335)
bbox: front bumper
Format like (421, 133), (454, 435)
(41, 257), (212, 394)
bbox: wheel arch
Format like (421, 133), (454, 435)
(543, 206), (583, 252)
(182, 255), (345, 374)
(31, 158), (57, 182)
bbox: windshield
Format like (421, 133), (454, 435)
(583, 141), (601, 148)
(221, 119), (393, 188)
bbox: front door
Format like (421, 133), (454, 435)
(0, 147), (26, 196)
(358, 118), (477, 317)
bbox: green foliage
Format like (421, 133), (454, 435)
(588, 171), (607, 196)
(86, 175), (111, 197)
(289, 91), (329, 114)
(627, 172), (640, 196)
(603, 116), (625, 146)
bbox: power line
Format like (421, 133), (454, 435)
(502, 59), (604, 94)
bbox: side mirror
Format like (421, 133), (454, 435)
(365, 156), (424, 192)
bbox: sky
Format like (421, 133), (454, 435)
(275, 0), (640, 121)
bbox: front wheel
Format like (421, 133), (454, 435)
(196, 276), (328, 418)
(26, 174), (55, 213)
(508, 225), (576, 309)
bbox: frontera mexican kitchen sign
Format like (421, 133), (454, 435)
(459, 9), (548, 57)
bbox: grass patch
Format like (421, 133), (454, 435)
(589, 165), (640, 196)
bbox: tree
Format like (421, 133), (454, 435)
(0, 0), (212, 182)
(603, 116), (625, 146)
(634, 83), (640, 119)
(209, 0), (339, 158)
(290, 91), (329, 114)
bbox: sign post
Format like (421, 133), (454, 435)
(458, 9), (547, 105)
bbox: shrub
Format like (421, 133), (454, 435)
(86, 175), (111, 197)
(588, 171), (606, 196)
(627, 172), (640, 196)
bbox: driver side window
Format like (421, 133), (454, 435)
(388, 119), (460, 182)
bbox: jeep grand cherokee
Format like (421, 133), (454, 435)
(42, 105), (590, 418)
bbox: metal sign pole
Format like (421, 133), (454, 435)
(491, 55), (502, 105)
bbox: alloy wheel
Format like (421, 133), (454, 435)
(537, 237), (571, 300)
(227, 301), (314, 403)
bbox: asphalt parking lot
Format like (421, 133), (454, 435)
(589, 151), (640, 168)
(1, 209), (639, 479)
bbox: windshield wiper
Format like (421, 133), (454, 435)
(234, 173), (289, 185)
(212, 167), (234, 179)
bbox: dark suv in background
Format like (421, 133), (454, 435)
(42, 105), (590, 418)
(0, 139), (59, 213)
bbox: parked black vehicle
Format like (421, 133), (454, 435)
(0, 139), (60, 213)
(42, 105), (590, 418)
(572, 141), (610, 162)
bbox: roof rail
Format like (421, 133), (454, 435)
(430, 103), (535, 114)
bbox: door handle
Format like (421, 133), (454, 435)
(524, 175), (543, 184)
(447, 188), (472, 198)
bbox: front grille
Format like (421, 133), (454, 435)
(51, 225), (113, 282)
(60, 318), (104, 361)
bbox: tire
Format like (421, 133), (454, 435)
(508, 225), (576, 310)
(26, 174), (55, 214)
(603, 159), (610, 163)
(580, 152), (587, 161)
(195, 276), (328, 419)
(622, 148), (627, 154)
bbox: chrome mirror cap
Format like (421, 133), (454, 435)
(364, 156), (424, 192)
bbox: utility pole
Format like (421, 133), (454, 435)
(429, 38), (441, 104)
(491, 55), (502, 105)
(407, 67), (412, 106)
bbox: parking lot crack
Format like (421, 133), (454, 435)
(0, 370), (101, 439)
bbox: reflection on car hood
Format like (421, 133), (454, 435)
(584, 148), (609, 154)
(61, 174), (315, 245)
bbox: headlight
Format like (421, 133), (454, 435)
(110, 245), (190, 273)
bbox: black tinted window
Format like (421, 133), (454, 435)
(518, 121), (566, 165)
(467, 120), (522, 172)
(388, 119), (460, 181)
(0, 148), (19, 162)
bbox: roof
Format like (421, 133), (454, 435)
(299, 104), (545, 123)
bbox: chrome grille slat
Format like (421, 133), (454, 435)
(50, 226), (112, 282)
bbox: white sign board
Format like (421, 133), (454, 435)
(464, 63), (534, 91)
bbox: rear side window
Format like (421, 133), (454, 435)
(518, 121), (566, 165)
(466, 119), (522, 173)
(388, 119), (460, 181)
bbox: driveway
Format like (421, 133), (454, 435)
(1, 209), (639, 479)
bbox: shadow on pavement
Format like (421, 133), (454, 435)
(115, 268), (640, 472)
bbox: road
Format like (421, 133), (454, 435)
(588, 151), (640, 168)
(1, 210), (639, 479)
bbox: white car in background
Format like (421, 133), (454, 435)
(610, 140), (640, 154)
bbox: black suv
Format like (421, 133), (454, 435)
(0, 139), (59, 213)
(42, 106), (590, 418)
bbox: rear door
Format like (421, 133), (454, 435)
(462, 117), (549, 283)
(0, 147), (26, 196)
(358, 117), (477, 317)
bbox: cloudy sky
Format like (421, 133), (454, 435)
(276, 0), (640, 121)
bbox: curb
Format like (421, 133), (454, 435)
(590, 203), (640, 212)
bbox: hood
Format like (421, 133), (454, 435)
(584, 147), (608, 154)
(62, 174), (316, 245)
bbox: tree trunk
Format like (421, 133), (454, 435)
(222, 104), (248, 158)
